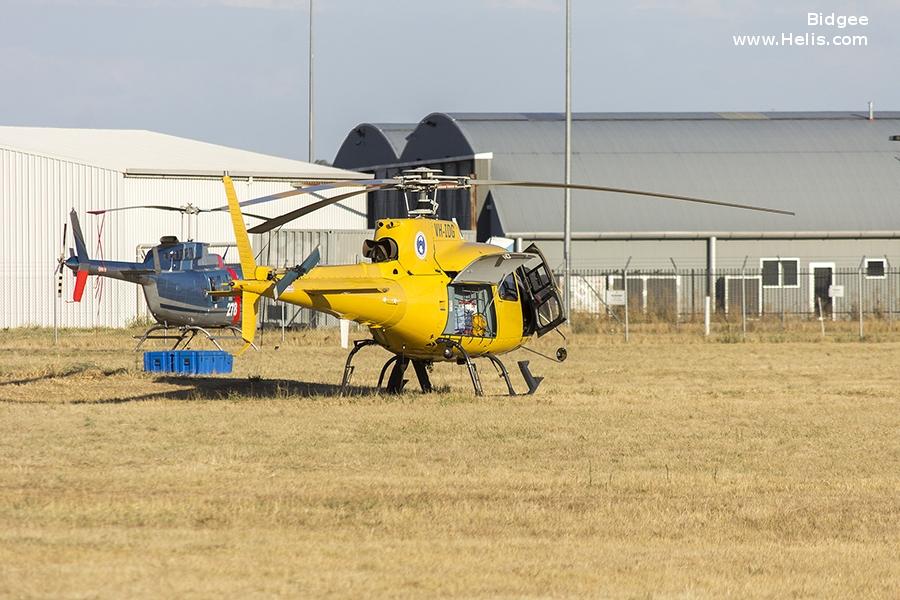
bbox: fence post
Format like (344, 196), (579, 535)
(888, 260), (894, 330)
(858, 266), (864, 340)
(818, 297), (825, 338)
(623, 268), (629, 343)
(740, 257), (748, 340)
(691, 268), (695, 322)
(705, 237), (716, 337)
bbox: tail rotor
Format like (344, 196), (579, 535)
(54, 222), (68, 299)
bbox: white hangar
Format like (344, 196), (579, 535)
(0, 126), (370, 328)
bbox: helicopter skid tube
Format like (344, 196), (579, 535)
(340, 339), (380, 395)
(340, 338), (524, 397)
(436, 338), (483, 396)
(485, 354), (517, 396)
(376, 355), (400, 390)
(133, 324), (259, 353)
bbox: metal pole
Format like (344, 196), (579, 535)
(741, 256), (748, 340)
(858, 266), (864, 339)
(308, 0), (315, 163)
(818, 297), (825, 338)
(886, 256), (892, 328)
(563, 0), (572, 318)
(705, 236), (716, 336)
(53, 285), (58, 345)
(623, 268), (629, 343)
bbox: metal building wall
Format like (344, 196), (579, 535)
(1, 147), (367, 329)
(0, 147), (122, 329)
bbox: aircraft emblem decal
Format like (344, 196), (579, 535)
(415, 232), (427, 259)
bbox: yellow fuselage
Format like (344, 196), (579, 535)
(237, 219), (530, 361)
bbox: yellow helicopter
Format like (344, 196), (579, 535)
(217, 168), (791, 395)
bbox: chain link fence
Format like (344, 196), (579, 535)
(566, 267), (900, 338)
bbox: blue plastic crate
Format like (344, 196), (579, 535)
(143, 351), (173, 373)
(196, 351), (233, 374)
(172, 350), (199, 374)
(143, 350), (233, 375)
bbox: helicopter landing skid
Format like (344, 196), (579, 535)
(485, 354), (517, 396)
(340, 340), (436, 395)
(133, 324), (259, 353)
(340, 339), (379, 393)
(339, 338), (535, 397)
(438, 339), (534, 397)
(376, 356), (434, 394)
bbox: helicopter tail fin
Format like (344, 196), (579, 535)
(69, 209), (89, 262)
(223, 175), (262, 355)
(237, 290), (260, 355)
(223, 175), (257, 279)
(67, 209), (91, 302)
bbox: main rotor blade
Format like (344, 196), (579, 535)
(213, 179), (396, 211)
(247, 187), (386, 234)
(88, 205), (184, 215)
(88, 204), (269, 220)
(467, 179), (795, 216)
(200, 208), (270, 221)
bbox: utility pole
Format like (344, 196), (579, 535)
(563, 0), (572, 317)
(308, 0), (315, 163)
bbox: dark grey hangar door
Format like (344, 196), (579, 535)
(811, 262), (834, 318)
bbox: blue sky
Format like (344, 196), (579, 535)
(1, 0), (897, 162)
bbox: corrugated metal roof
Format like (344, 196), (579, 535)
(333, 123), (416, 169)
(0, 126), (369, 179)
(400, 112), (900, 235)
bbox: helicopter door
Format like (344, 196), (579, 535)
(444, 253), (533, 339)
(520, 243), (565, 337)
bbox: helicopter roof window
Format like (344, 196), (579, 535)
(443, 284), (497, 338)
(451, 252), (534, 285)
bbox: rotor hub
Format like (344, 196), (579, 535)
(395, 168), (469, 218)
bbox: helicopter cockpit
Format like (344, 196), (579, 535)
(141, 239), (222, 271)
(444, 284), (498, 337)
(443, 244), (565, 339)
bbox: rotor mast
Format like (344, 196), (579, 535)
(401, 167), (467, 219)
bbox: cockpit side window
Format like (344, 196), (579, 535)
(443, 284), (497, 338)
(498, 272), (519, 301)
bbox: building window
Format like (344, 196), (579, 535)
(866, 259), (886, 279)
(761, 258), (799, 288)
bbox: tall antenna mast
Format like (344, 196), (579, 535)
(563, 0), (572, 317)
(308, 0), (315, 163)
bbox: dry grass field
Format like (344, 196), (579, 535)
(0, 325), (897, 598)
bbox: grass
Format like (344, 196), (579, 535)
(0, 327), (897, 598)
